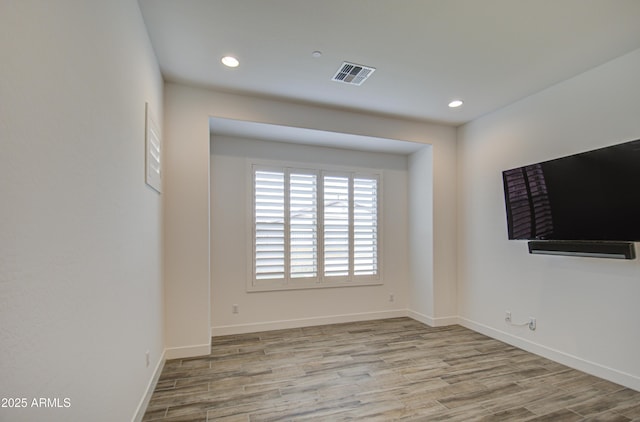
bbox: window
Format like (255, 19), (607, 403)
(250, 163), (381, 291)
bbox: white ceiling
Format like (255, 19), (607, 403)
(139, 0), (640, 126)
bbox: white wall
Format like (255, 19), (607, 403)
(211, 136), (410, 333)
(408, 147), (435, 320)
(163, 82), (457, 349)
(162, 86), (213, 359)
(457, 48), (640, 390)
(407, 131), (458, 327)
(0, 1), (164, 421)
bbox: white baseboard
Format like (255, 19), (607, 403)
(165, 343), (211, 360)
(211, 310), (407, 336)
(457, 316), (640, 392)
(407, 310), (459, 327)
(433, 316), (460, 326)
(132, 349), (165, 422)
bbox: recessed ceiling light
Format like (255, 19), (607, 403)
(221, 56), (239, 68)
(448, 100), (464, 108)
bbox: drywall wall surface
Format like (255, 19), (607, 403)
(210, 136), (409, 332)
(163, 82), (456, 343)
(432, 132), (458, 321)
(162, 86), (212, 358)
(457, 48), (640, 390)
(408, 133), (457, 325)
(0, 1), (164, 420)
(408, 147), (435, 320)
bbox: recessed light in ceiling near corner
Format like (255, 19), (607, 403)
(448, 100), (464, 108)
(221, 56), (239, 68)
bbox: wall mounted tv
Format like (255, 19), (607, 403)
(502, 138), (640, 243)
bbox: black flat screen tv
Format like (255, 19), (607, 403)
(502, 139), (640, 241)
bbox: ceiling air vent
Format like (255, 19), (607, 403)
(332, 62), (376, 86)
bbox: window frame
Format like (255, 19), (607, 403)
(247, 159), (383, 292)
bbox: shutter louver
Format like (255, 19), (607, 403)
(354, 177), (377, 275)
(290, 172), (318, 279)
(323, 175), (350, 277)
(254, 170), (285, 280)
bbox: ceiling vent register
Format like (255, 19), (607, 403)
(332, 62), (376, 86)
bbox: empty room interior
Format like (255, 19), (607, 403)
(2, 1), (640, 421)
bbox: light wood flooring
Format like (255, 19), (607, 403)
(143, 318), (640, 421)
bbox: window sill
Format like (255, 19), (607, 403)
(247, 279), (383, 293)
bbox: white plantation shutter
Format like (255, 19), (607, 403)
(323, 175), (350, 277)
(254, 169), (285, 280)
(354, 177), (378, 275)
(251, 164), (380, 289)
(289, 171), (318, 279)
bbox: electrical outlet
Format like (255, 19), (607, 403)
(232, 304), (239, 314)
(389, 293), (395, 302)
(529, 317), (536, 331)
(505, 311), (512, 323)
(145, 351), (150, 368)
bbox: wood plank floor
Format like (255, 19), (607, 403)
(143, 318), (640, 421)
